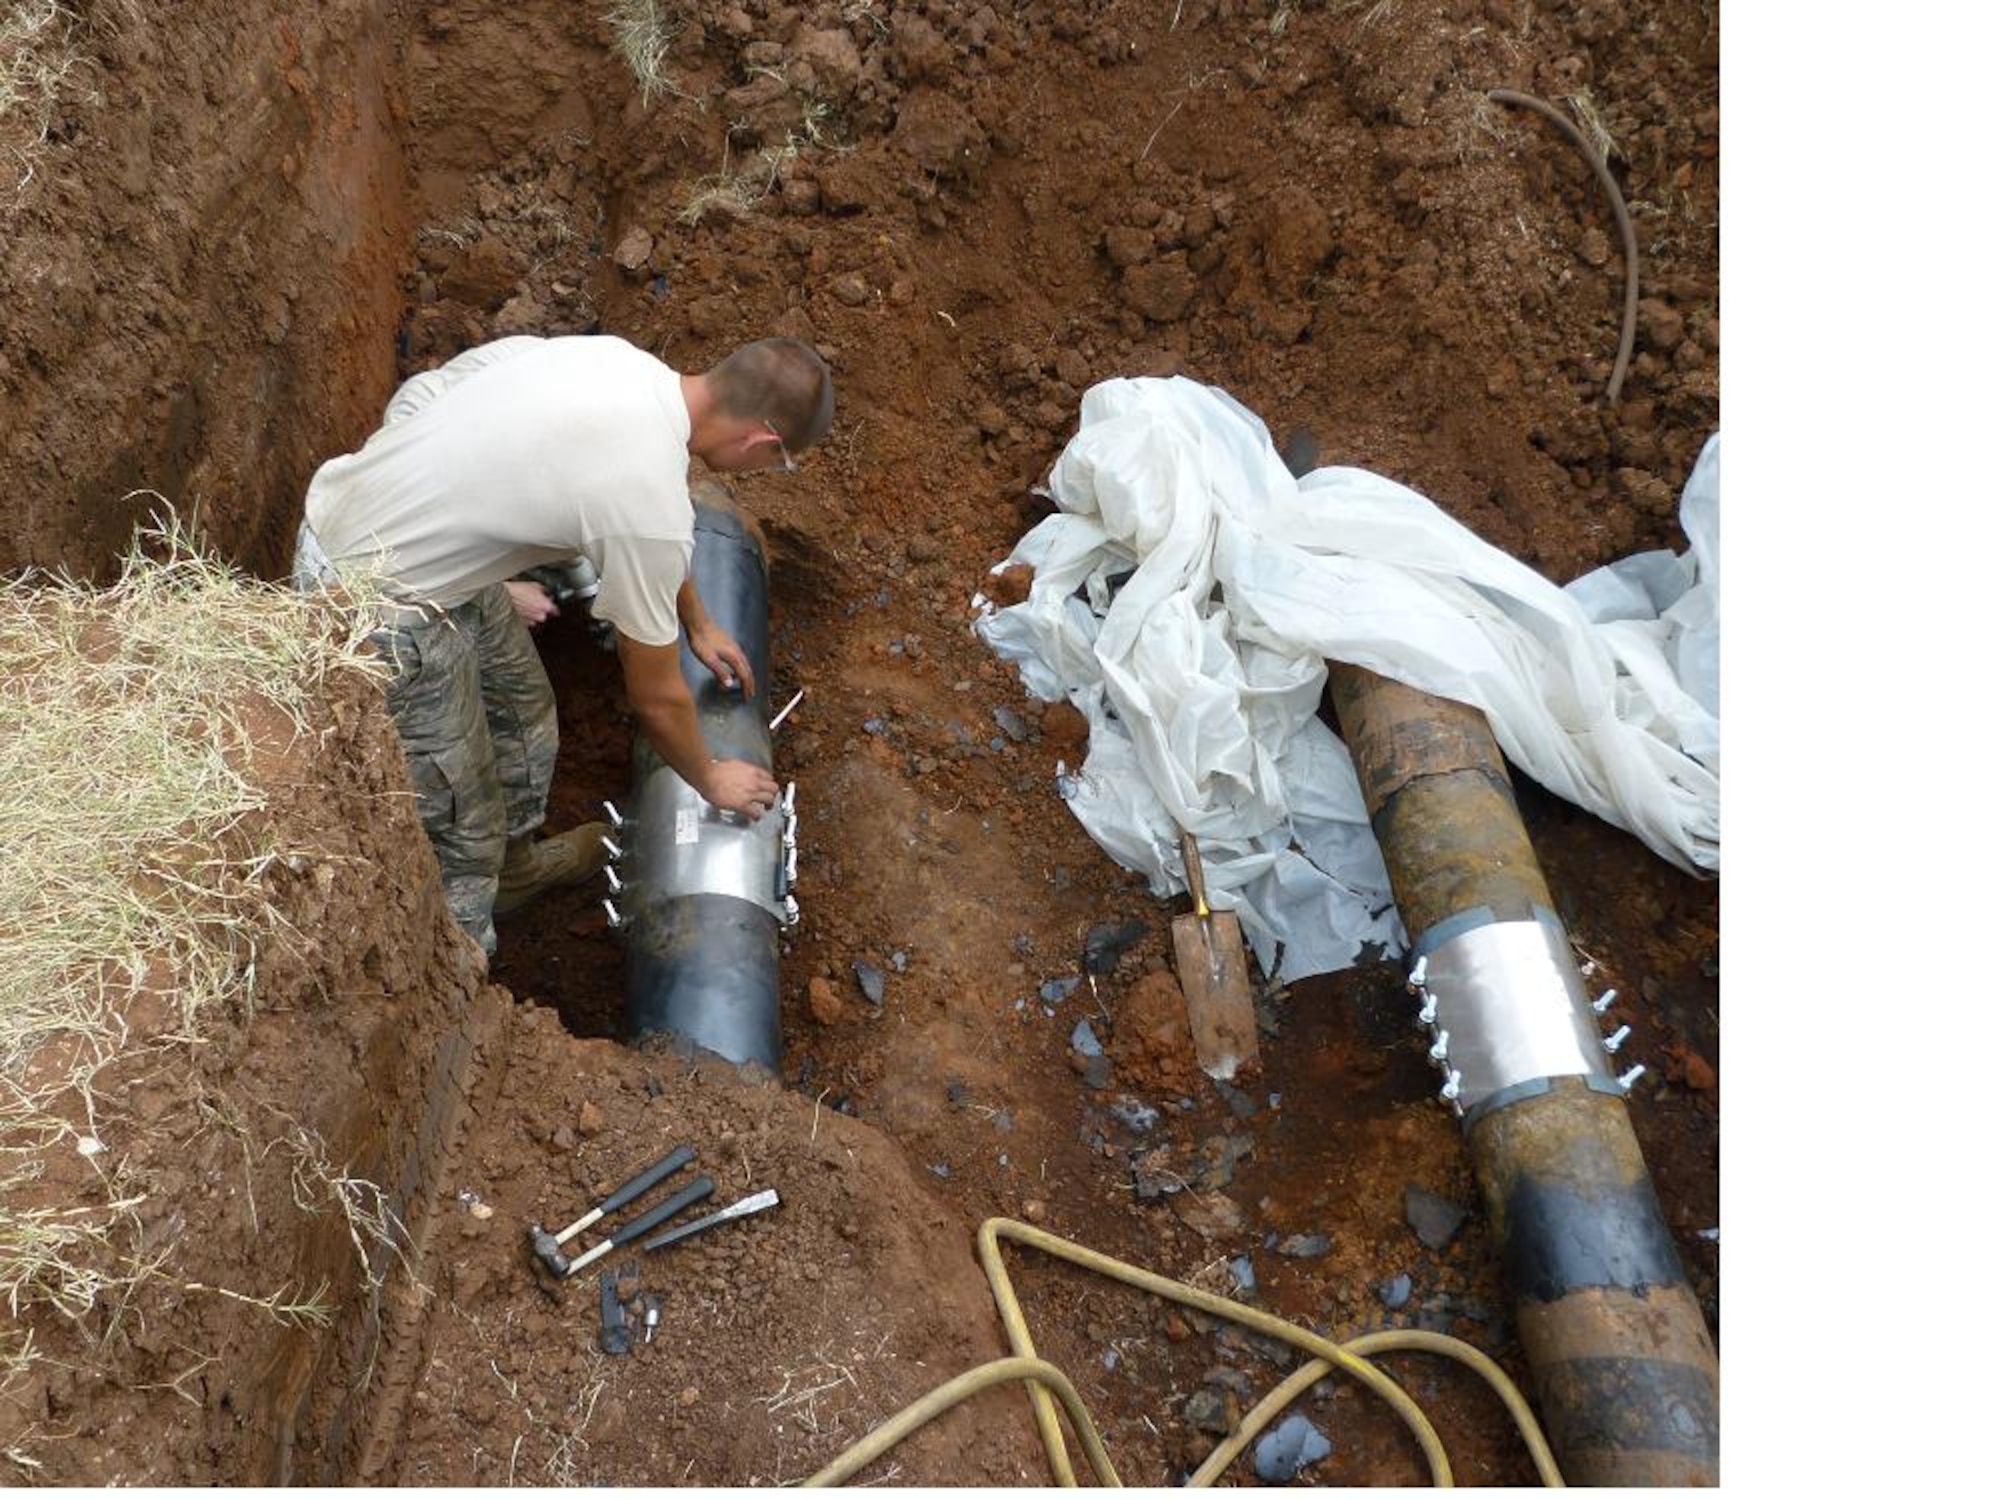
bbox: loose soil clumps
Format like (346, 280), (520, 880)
(393, 1010), (1041, 1487)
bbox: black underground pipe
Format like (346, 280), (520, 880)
(621, 486), (790, 1071)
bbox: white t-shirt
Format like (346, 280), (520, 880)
(304, 335), (693, 645)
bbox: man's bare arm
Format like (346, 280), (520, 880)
(616, 632), (779, 819)
(676, 575), (713, 636)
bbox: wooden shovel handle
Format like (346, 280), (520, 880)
(1179, 831), (1210, 919)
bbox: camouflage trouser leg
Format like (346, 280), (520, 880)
(374, 605), (509, 954)
(462, 582), (559, 844)
(291, 534), (557, 953)
(380, 586), (558, 954)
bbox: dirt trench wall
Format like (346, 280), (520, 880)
(234, 684), (512, 1487)
(0, 668), (513, 1486)
(0, 1), (408, 581)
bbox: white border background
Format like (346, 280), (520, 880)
(1731, 4), (1997, 1489)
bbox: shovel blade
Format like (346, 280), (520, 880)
(1172, 910), (1259, 1082)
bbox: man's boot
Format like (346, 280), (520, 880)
(494, 821), (613, 917)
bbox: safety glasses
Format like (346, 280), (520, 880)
(763, 421), (798, 474)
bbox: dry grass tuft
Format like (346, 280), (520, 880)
(0, 507), (384, 1357)
(415, 214), (484, 254)
(0, 506), (381, 1078)
(177, 1276), (333, 1329)
(841, 1), (888, 35)
(1446, 86), (1508, 166)
(606, 0), (699, 106)
(756, 1348), (863, 1439)
(277, 1119), (424, 1300)
(677, 135), (778, 226)
(1565, 89), (1621, 165)
(0, 1173), (144, 1317)
(1, 1), (92, 198)
(1331, 0), (1401, 29)
(744, 1326), (900, 1485)
(677, 104), (831, 226)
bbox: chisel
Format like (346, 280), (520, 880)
(640, 1188), (781, 1253)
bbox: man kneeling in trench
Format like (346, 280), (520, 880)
(292, 333), (834, 956)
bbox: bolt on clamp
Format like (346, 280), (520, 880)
(601, 835), (623, 861)
(1617, 1064), (1646, 1092)
(603, 898), (624, 930)
(606, 868), (624, 894)
(1407, 955), (1428, 990)
(1602, 1024), (1631, 1053)
(1592, 988), (1618, 1014)
(1400, 916), (1623, 1117)
(603, 800), (625, 828)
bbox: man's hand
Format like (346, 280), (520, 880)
(688, 621), (757, 699)
(505, 580), (559, 627)
(702, 758), (781, 821)
(619, 632), (778, 819)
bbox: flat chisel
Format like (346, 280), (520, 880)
(639, 1188), (781, 1253)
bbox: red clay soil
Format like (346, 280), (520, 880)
(0, 2), (410, 580)
(0, 667), (509, 1485)
(388, 1009), (1044, 1487)
(1, 0), (1717, 1486)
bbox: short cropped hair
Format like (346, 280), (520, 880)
(707, 338), (835, 451)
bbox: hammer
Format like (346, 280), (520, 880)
(527, 1143), (695, 1276)
(542, 1175), (716, 1281)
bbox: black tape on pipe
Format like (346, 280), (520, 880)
(1501, 1172), (1689, 1302)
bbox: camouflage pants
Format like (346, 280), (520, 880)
(292, 527), (557, 954)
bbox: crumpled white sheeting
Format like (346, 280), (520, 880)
(976, 377), (1719, 982)
(1564, 435), (1720, 775)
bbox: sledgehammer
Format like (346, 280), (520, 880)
(528, 1144), (695, 1276)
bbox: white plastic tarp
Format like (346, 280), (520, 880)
(976, 377), (1719, 982)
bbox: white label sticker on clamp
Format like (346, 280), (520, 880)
(675, 808), (699, 845)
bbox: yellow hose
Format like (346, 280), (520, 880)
(1185, 1358), (1330, 1487)
(1184, 1333), (1554, 1488)
(801, 1357), (1121, 1488)
(805, 1217), (1565, 1487)
(979, 1218), (1453, 1485)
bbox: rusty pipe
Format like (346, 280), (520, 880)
(1326, 669), (1719, 1485)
